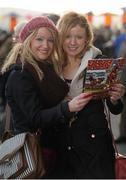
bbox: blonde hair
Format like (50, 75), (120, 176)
(2, 27), (62, 80)
(57, 11), (93, 67)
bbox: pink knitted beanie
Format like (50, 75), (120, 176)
(20, 16), (57, 42)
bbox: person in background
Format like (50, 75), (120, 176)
(0, 31), (13, 68)
(113, 25), (126, 58)
(43, 13), (60, 25)
(12, 20), (28, 43)
(50, 11), (125, 179)
(115, 29), (126, 143)
(0, 31), (13, 136)
(116, 65), (126, 143)
(0, 21), (27, 137)
(1, 16), (93, 177)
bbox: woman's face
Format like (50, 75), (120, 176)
(63, 25), (87, 59)
(30, 27), (54, 61)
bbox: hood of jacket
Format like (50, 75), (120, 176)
(67, 46), (102, 99)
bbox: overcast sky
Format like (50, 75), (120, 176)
(0, 0), (126, 15)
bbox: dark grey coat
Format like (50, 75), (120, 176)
(5, 62), (73, 147)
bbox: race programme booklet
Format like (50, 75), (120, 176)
(84, 58), (125, 99)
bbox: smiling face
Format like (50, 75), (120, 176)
(30, 27), (54, 61)
(63, 25), (87, 59)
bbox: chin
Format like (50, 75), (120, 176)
(38, 55), (49, 60)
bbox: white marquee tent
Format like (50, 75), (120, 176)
(0, 0), (126, 15)
(0, 0), (126, 30)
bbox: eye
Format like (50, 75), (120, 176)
(76, 36), (84, 39)
(48, 38), (54, 43)
(36, 38), (43, 42)
(65, 35), (71, 39)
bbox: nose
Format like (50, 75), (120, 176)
(43, 39), (48, 48)
(70, 36), (76, 45)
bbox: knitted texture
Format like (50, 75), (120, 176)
(20, 16), (57, 42)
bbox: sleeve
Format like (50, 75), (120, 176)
(0, 72), (10, 107)
(6, 70), (73, 130)
(106, 98), (123, 115)
(120, 63), (126, 87)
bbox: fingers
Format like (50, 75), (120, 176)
(111, 84), (125, 95)
(69, 92), (93, 112)
(109, 83), (125, 102)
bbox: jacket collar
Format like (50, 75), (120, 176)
(71, 46), (102, 83)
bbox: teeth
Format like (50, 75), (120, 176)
(40, 51), (48, 53)
(69, 47), (76, 50)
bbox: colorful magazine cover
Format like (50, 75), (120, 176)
(84, 58), (125, 99)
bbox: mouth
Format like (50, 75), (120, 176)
(68, 47), (78, 51)
(39, 50), (48, 54)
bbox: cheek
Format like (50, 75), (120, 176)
(30, 41), (35, 52)
(63, 46), (68, 54)
(63, 41), (68, 51)
(80, 39), (86, 45)
(30, 38), (39, 49)
(79, 40), (86, 49)
(63, 39), (68, 46)
(50, 43), (54, 50)
(49, 45), (54, 54)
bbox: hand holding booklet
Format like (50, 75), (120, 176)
(84, 58), (125, 99)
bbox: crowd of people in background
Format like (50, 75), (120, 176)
(93, 25), (126, 143)
(1, 14), (126, 63)
(0, 30), (13, 135)
(0, 14), (126, 62)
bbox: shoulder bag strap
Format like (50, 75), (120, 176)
(5, 103), (11, 131)
(103, 100), (119, 155)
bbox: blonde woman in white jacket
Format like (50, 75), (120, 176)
(50, 11), (125, 179)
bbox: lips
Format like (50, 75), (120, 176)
(68, 47), (78, 51)
(39, 50), (48, 54)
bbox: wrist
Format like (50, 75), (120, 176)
(110, 98), (118, 105)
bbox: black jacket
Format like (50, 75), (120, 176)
(50, 97), (123, 179)
(5, 62), (73, 148)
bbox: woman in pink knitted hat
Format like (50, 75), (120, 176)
(1, 16), (93, 178)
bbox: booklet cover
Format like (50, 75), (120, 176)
(84, 58), (125, 99)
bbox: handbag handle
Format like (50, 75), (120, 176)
(5, 103), (11, 131)
(1, 104), (12, 142)
(104, 100), (119, 156)
(4, 103), (41, 136)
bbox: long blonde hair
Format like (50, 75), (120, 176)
(57, 11), (94, 68)
(2, 27), (62, 80)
